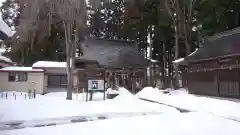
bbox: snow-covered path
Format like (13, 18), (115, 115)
(2, 112), (240, 135)
(0, 112), (165, 131)
(136, 87), (240, 121)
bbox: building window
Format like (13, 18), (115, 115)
(48, 75), (67, 88)
(8, 72), (28, 82)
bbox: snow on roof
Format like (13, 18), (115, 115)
(0, 55), (12, 63)
(147, 58), (159, 63)
(172, 58), (184, 64)
(172, 48), (199, 64)
(0, 67), (44, 72)
(32, 61), (67, 68)
(188, 48), (199, 56)
(0, 18), (13, 37)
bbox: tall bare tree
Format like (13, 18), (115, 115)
(165, 0), (195, 55)
(16, 0), (103, 100)
(165, 0), (195, 88)
(49, 0), (88, 100)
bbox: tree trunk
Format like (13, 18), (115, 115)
(185, 41), (191, 55)
(147, 25), (154, 86)
(174, 26), (180, 89)
(64, 22), (73, 100)
(162, 43), (166, 88)
(167, 46), (172, 88)
(66, 59), (73, 100)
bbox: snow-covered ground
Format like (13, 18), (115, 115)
(137, 87), (240, 121)
(1, 87), (240, 135)
(0, 88), (179, 122)
(2, 112), (240, 135)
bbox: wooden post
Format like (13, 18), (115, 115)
(28, 90), (32, 99)
(33, 89), (36, 99)
(103, 69), (106, 100)
(132, 71), (136, 93)
(216, 70), (220, 96)
(238, 68), (240, 97)
(86, 88), (88, 102)
(76, 87), (78, 100)
(82, 88), (84, 101)
(123, 71), (126, 88)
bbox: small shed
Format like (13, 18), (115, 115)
(75, 38), (149, 93)
(32, 61), (78, 93)
(0, 67), (44, 94)
(177, 27), (240, 98)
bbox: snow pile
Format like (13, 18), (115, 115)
(111, 88), (179, 113)
(32, 61), (66, 68)
(135, 87), (165, 100)
(110, 91), (146, 112)
(136, 87), (240, 121)
(168, 88), (188, 95)
(117, 87), (131, 94)
(107, 87), (130, 95)
(113, 88), (133, 101)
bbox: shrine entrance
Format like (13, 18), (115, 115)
(76, 68), (106, 101)
(105, 69), (147, 93)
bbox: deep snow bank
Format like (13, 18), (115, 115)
(136, 87), (240, 121)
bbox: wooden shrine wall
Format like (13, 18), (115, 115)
(187, 70), (219, 96)
(218, 69), (240, 97)
(185, 56), (240, 98)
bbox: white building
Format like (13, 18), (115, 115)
(0, 61), (78, 94)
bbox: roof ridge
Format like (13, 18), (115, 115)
(206, 27), (240, 41)
(86, 37), (135, 44)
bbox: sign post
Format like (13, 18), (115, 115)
(87, 79), (105, 101)
(80, 68), (106, 102)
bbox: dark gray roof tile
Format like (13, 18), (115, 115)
(76, 38), (149, 68)
(183, 27), (240, 63)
